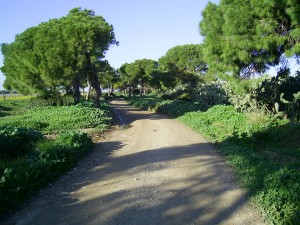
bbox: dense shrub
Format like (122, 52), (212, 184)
(129, 98), (162, 111)
(160, 89), (190, 100)
(178, 105), (259, 142)
(255, 73), (300, 113)
(0, 126), (43, 158)
(129, 98), (205, 117)
(194, 81), (229, 107)
(29, 93), (74, 107)
(0, 131), (92, 214)
(156, 100), (204, 117)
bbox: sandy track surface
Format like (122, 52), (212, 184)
(2, 100), (265, 225)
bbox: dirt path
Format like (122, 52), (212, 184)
(2, 100), (265, 225)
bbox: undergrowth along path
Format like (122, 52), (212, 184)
(3, 99), (265, 225)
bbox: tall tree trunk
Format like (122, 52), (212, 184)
(140, 78), (144, 99)
(129, 86), (132, 98)
(111, 84), (114, 95)
(81, 87), (85, 97)
(108, 83), (111, 97)
(86, 80), (91, 101)
(93, 78), (101, 107)
(86, 51), (101, 107)
(72, 75), (80, 104)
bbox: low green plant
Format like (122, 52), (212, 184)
(0, 126), (43, 158)
(0, 104), (111, 133)
(179, 105), (258, 142)
(0, 99), (30, 117)
(0, 131), (92, 215)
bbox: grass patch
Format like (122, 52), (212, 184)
(0, 102), (112, 133)
(0, 99), (30, 117)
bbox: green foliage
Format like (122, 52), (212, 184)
(0, 99), (30, 117)
(200, 0), (300, 77)
(229, 94), (268, 113)
(125, 59), (158, 98)
(29, 95), (74, 107)
(257, 168), (300, 225)
(129, 98), (162, 111)
(1, 7), (118, 103)
(194, 81), (229, 107)
(255, 73), (300, 113)
(158, 44), (207, 99)
(159, 44), (207, 74)
(129, 98), (204, 117)
(156, 100), (203, 117)
(280, 92), (300, 122)
(0, 126), (43, 158)
(0, 104), (111, 133)
(159, 89), (190, 101)
(179, 105), (256, 142)
(0, 131), (92, 214)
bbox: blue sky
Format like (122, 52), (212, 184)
(0, 0), (219, 90)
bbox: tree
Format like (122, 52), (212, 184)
(1, 8), (118, 106)
(285, 0), (300, 57)
(98, 60), (118, 96)
(200, 0), (300, 78)
(118, 63), (137, 97)
(1, 27), (45, 95)
(149, 70), (177, 93)
(62, 8), (118, 106)
(125, 59), (158, 98)
(158, 44), (207, 98)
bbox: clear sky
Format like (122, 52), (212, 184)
(0, 0), (220, 90)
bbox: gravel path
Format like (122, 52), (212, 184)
(2, 100), (265, 225)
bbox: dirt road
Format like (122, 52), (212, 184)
(3, 100), (265, 225)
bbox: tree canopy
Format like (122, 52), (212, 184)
(1, 7), (118, 105)
(158, 44), (207, 97)
(200, 0), (300, 78)
(125, 59), (158, 98)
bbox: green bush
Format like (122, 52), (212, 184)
(0, 131), (92, 214)
(29, 93), (74, 107)
(129, 98), (162, 111)
(156, 100), (204, 117)
(0, 99), (30, 117)
(129, 98), (205, 117)
(194, 81), (229, 107)
(179, 105), (257, 142)
(0, 104), (111, 133)
(255, 73), (300, 113)
(0, 126), (43, 158)
(256, 168), (300, 225)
